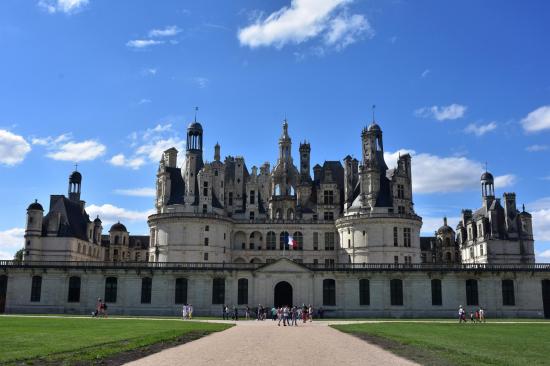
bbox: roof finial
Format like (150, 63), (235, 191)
(194, 106), (199, 122)
(485, 161), (488, 173)
(372, 104), (376, 123)
(522, 204), (526, 212)
(74, 163), (78, 171)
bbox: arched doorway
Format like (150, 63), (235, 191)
(274, 281), (292, 307)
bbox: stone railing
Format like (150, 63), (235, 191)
(1, 260), (549, 272)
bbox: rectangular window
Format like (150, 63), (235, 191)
(141, 277), (152, 304)
(323, 190), (334, 205)
(313, 232), (319, 250)
(238, 278), (248, 305)
(31, 276), (42, 302)
(323, 279), (336, 306)
(393, 227), (398, 246)
(397, 184), (404, 199)
(249, 211), (255, 220)
(398, 206), (405, 215)
(403, 228), (411, 247)
(324, 232), (335, 250)
(212, 278), (225, 304)
(249, 191), (255, 205)
(175, 278), (188, 304)
(359, 279), (370, 305)
(325, 259), (335, 267)
(502, 279), (515, 306)
(202, 204), (207, 214)
(104, 277), (117, 303)
(203, 181), (208, 197)
(390, 279), (403, 306)
(394, 256), (399, 264)
(313, 259), (318, 265)
(204, 252), (209, 261)
(67, 276), (81, 303)
(480, 245), (484, 256)
(466, 279), (479, 306)
(431, 279), (442, 306)
(324, 211), (334, 221)
(204, 238), (209, 246)
(228, 192), (233, 206)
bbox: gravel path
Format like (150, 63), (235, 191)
(124, 320), (419, 366)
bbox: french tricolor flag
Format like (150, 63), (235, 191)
(288, 236), (297, 249)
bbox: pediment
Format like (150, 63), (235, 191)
(255, 258), (312, 273)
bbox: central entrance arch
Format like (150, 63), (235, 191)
(274, 281), (293, 307)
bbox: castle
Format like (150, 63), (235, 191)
(3, 117), (546, 318)
(23, 119), (534, 266)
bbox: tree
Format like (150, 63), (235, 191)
(14, 248), (24, 262)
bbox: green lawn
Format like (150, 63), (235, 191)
(0, 316), (231, 365)
(333, 322), (550, 366)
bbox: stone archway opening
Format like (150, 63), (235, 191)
(274, 281), (293, 307)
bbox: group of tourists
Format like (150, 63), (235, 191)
(221, 304), (319, 325)
(458, 305), (486, 323)
(182, 304), (194, 319)
(92, 298), (108, 317)
(274, 304), (315, 326)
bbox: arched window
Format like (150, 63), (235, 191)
(275, 209), (282, 220)
(466, 279), (478, 306)
(67, 276), (81, 303)
(279, 231), (289, 250)
(293, 232), (303, 250)
(274, 184), (281, 196)
(30, 276), (42, 302)
(114, 235), (119, 245)
(431, 279), (442, 306)
(446, 252), (452, 263)
(390, 279), (403, 306)
(238, 278), (248, 305)
(266, 232), (276, 250)
(141, 277), (152, 304)
(205, 225), (209, 232)
(445, 237), (451, 246)
(323, 279), (336, 306)
(359, 279), (370, 305)
(105, 277), (117, 303)
(175, 278), (188, 304)
(212, 278), (225, 305)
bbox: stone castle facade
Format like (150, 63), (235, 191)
(3, 116), (546, 318)
(23, 118), (535, 266)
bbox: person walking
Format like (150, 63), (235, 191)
(283, 306), (289, 326)
(222, 304), (227, 320)
(272, 306), (277, 321)
(189, 304), (193, 320)
(291, 306), (298, 326)
(182, 304), (188, 320)
(302, 304), (307, 323)
(479, 307), (486, 322)
(245, 305), (250, 320)
(458, 305), (465, 323)
(233, 305), (239, 321)
(308, 304), (313, 322)
(277, 307), (283, 326)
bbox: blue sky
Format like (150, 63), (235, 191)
(0, 0), (549, 260)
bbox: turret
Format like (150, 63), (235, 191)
(278, 120), (292, 162)
(68, 170), (82, 202)
(163, 147), (178, 168)
(214, 142), (221, 161)
(481, 171), (495, 207)
(24, 200), (44, 261)
(299, 141), (311, 180)
(93, 216), (103, 244)
(184, 121), (204, 199)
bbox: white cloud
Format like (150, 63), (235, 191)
(142, 68), (157, 76)
(238, 0), (371, 50)
(148, 26), (181, 38)
(521, 105), (550, 133)
(109, 123), (186, 169)
(31, 133), (71, 146)
(38, 0), (88, 14)
(389, 36), (397, 44)
(114, 187), (156, 197)
(421, 69), (430, 78)
(193, 77), (209, 89)
(86, 204), (155, 226)
(46, 140), (106, 161)
(384, 149), (515, 194)
(526, 144), (548, 152)
(420, 216), (460, 235)
(108, 154), (145, 170)
(139, 98), (152, 105)
(126, 39), (164, 49)
(415, 104), (467, 121)
(494, 174), (517, 188)
(537, 249), (550, 260)
(464, 122), (497, 136)
(324, 12), (373, 50)
(0, 227), (24, 259)
(0, 130), (31, 166)
(532, 209), (550, 242)
(136, 137), (185, 162)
